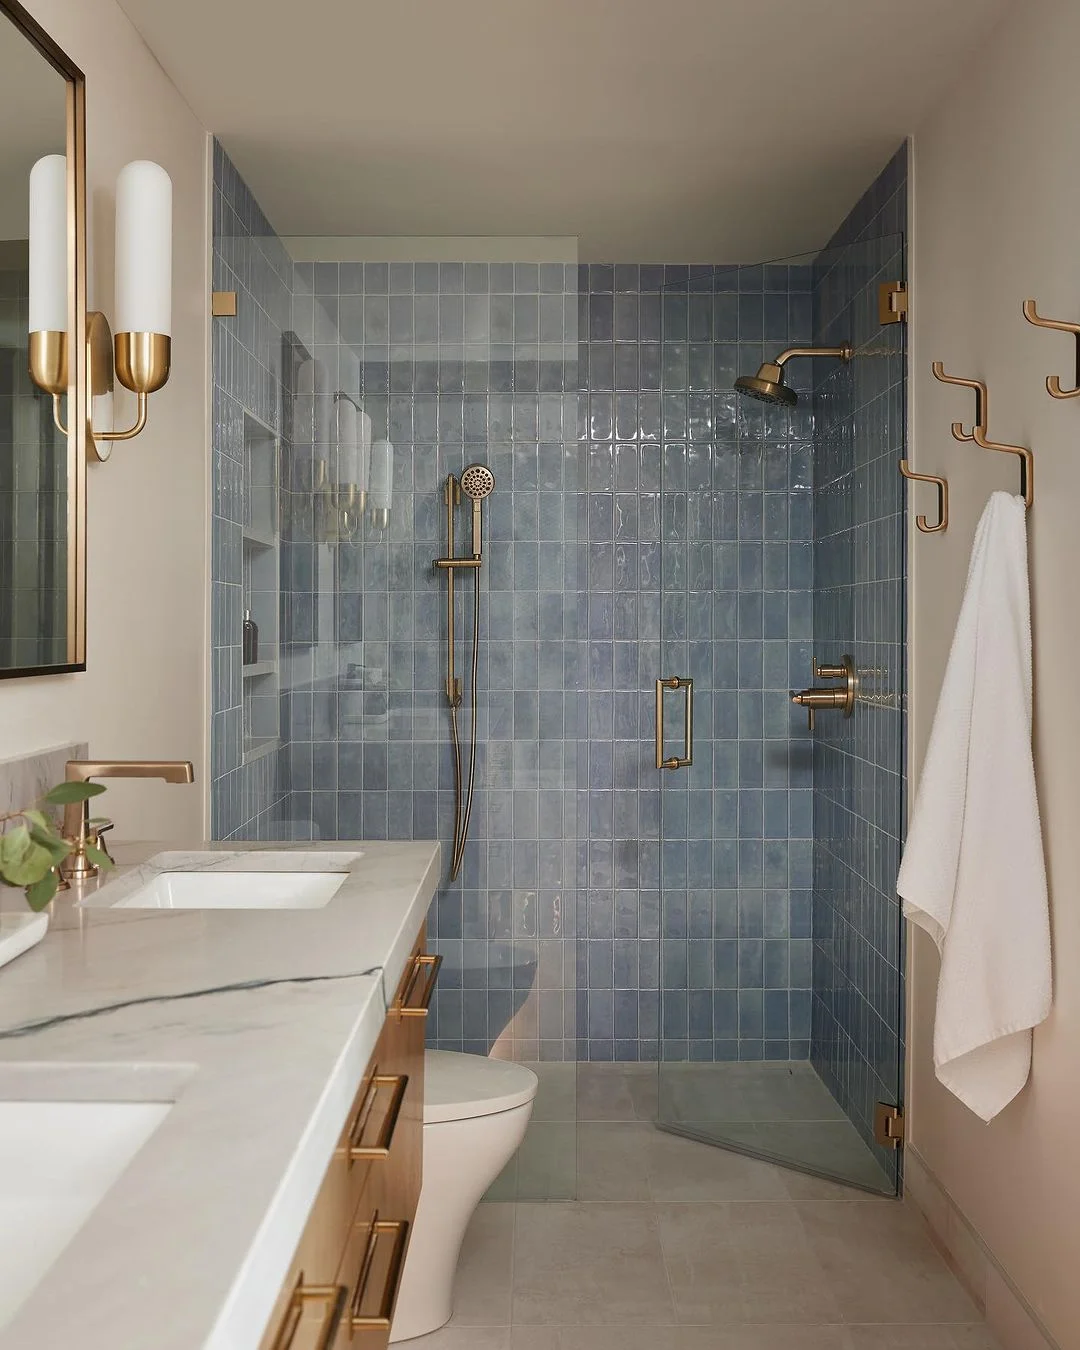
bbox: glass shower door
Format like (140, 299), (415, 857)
(656, 242), (906, 1196)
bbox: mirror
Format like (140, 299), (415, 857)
(0, 0), (85, 677)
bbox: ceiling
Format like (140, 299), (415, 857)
(118, 0), (1010, 261)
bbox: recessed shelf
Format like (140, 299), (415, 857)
(243, 736), (280, 764)
(242, 660), (277, 680)
(243, 527), (276, 551)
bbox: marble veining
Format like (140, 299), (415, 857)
(0, 838), (440, 1350)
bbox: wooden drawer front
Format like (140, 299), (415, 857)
(260, 927), (432, 1350)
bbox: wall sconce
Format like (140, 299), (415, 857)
(29, 156), (172, 463)
(316, 392), (372, 544)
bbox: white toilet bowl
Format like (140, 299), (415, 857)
(389, 1050), (537, 1342)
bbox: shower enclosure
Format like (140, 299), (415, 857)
(211, 138), (907, 1203)
(654, 239), (906, 1195)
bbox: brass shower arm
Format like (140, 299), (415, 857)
(771, 345), (854, 368)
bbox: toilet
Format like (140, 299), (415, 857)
(389, 1050), (538, 1342)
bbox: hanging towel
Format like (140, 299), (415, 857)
(898, 491), (1051, 1122)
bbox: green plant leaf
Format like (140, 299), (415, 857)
(22, 809), (53, 833)
(0, 825), (32, 870)
(25, 870), (59, 912)
(84, 844), (113, 871)
(27, 827), (70, 866)
(42, 781), (107, 806)
(1, 838), (56, 887)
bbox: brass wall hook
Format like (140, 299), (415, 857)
(1022, 299), (1080, 399)
(898, 460), (949, 533)
(931, 361), (987, 441)
(971, 423), (1034, 507)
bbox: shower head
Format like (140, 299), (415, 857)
(734, 345), (854, 408)
(734, 365), (798, 407)
(461, 462), (495, 557)
(460, 463), (496, 501)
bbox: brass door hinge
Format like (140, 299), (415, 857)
(879, 281), (908, 325)
(212, 290), (238, 318)
(874, 1101), (905, 1149)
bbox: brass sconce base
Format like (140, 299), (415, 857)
(30, 315), (170, 463)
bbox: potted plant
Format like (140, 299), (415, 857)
(0, 781), (111, 910)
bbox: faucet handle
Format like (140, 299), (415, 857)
(812, 657), (848, 681)
(86, 818), (115, 865)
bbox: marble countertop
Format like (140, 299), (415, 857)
(0, 838), (440, 1350)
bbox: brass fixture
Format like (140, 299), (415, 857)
(874, 1101), (905, 1149)
(1022, 298), (1080, 399)
(348, 1213), (410, 1330)
(345, 1073), (409, 1162)
(34, 310), (171, 462)
(898, 459), (949, 533)
(393, 953), (443, 1018)
(791, 655), (857, 731)
(433, 464), (494, 881)
(932, 361), (1033, 507)
(655, 676), (694, 770)
(269, 1273), (346, 1350)
(211, 290), (238, 318)
(878, 280), (908, 325)
(734, 345), (853, 407)
(59, 759), (194, 880)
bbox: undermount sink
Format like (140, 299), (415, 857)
(0, 1099), (171, 1328)
(83, 850), (362, 910)
(108, 869), (349, 910)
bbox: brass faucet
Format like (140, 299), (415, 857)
(60, 759), (195, 881)
(791, 656), (858, 731)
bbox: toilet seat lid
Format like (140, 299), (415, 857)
(423, 1050), (538, 1123)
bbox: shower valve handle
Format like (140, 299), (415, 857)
(791, 655), (858, 732)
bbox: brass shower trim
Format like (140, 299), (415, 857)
(791, 655), (858, 732)
(734, 345), (853, 407)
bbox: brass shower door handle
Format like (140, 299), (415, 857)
(655, 676), (694, 770)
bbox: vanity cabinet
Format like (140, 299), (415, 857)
(259, 933), (438, 1350)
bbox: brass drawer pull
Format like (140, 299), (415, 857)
(350, 1212), (411, 1330)
(347, 1072), (409, 1161)
(394, 952), (442, 1018)
(269, 1272), (347, 1350)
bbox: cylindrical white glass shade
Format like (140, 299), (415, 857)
(357, 411), (372, 493)
(29, 154), (67, 333)
(371, 439), (393, 512)
(335, 398), (358, 485)
(115, 160), (172, 335)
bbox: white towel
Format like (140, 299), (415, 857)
(898, 491), (1051, 1122)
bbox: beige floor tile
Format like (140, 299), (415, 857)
(656, 1201), (840, 1325)
(512, 1202), (676, 1325)
(645, 1128), (790, 1203)
(526, 1063), (578, 1123)
(781, 1169), (894, 1202)
(406, 1329), (512, 1350)
(796, 1202), (982, 1324)
(626, 1066), (659, 1121)
(448, 1202), (515, 1326)
(576, 1123), (652, 1200)
(515, 1121), (578, 1200)
(512, 1331), (851, 1350)
(843, 1327), (1000, 1349)
(511, 1328), (680, 1350)
(575, 1064), (643, 1122)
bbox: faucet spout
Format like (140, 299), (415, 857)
(61, 759), (195, 880)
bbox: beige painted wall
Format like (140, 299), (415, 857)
(0, 0), (208, 838)
(909, 0), (1080, 1341)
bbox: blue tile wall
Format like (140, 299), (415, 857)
(211, 143), (291, 839)
(584, 263), (816, 1063)
(289, 259), (817, 1062)
(810, 143), (907, 1185)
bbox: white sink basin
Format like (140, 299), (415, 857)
(106, 869), (349, 910)
(0, 1100), (171, 1328)
(83, 850), (362, 910)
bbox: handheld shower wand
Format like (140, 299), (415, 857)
(460, 463), (495, 557)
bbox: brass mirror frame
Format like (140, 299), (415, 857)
(0, 0), (86, 678)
